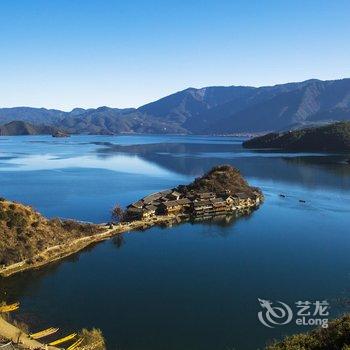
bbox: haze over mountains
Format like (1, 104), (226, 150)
(1, 78), (350, 135)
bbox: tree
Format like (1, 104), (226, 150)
(111, 204), (124, 223)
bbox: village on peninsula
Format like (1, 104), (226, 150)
(124, 165), (263, 222)
(0, 165), (263, 278)
(0, 165), (263, 350)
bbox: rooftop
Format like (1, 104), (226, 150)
(161, 200), (184, 208)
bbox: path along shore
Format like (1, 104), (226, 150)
(1, 196), (261, 278)
(0, 215), (180, 347)
(0, 214), (180, 278)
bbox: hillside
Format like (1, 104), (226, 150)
(0, 121), (63, 136)
(1, 78), (350, 134)
(211, 79), (350, 133)
(0, 107), (66, 125)
(266, 314), (350, 350)
(0, 198), (102, 266)
(242, 121), (350, 151)
(177, 165), (262, 197)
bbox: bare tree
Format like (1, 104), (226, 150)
(111, 204), (124, 223)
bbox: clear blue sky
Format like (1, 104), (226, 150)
(0, 0), (349, 110)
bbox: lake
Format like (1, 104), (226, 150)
(1, 135), (350, 350)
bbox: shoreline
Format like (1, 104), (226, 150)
(0, 207), (259, 278)
(1, 165), (263, 278)
(0, 315), (59, 350)
(0, 214), (182, 278)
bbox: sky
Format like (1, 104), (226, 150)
(0, 0), (349, 111)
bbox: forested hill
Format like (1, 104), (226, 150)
(242, 121), (350, 151)
(0, 120), (62, 135)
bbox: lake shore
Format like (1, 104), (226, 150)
(0, 315), (59, 350)
(1, 165), (263, 278)
(0, 206), (261, 278)
(0, 214), (180, 278)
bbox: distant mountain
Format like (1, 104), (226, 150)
(1, 78), (350, 134)
(0, 107), (66, 125)
(0, 121), (62, 136)
(211, 79), (350, 133)
(242, 121), (350, 151)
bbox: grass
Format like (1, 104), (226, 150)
(0, 198), (103, 266)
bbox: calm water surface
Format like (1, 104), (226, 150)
(1, 135), (350, 350)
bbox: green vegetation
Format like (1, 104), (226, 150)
(243, 122), (350, 151)
(266, 315), (350, 350)
(0, 198), (102, 266)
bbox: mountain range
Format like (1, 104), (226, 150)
(1, 78), (350, 135)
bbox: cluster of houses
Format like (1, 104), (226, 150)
(124, 188), (262, 221)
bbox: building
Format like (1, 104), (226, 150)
(158, 189), (172, 197)
(225, 196), (235, 206)
(151, 200), (162, 207)
(143, 193), (163, 205)
(192, 200), (213, 215)
(128, 200), (143, 209)
(143, 205), (157, 218)
(232, 193), (253, 207)
(124, 207), (144, 220)
(124, 186), (258, 223)
(196, 192), (215, 200)
(166, 190), (181, 201)
(159, 200), (184, 214)
(210, 197), (228, 213)
(125, 205), (157, 221)
(177, 197), (191, 208)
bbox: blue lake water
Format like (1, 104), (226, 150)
(1, 135), (350, 349)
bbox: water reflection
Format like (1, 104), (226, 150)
(0, 153), (173, 177)
(112, 234), (125, 249)
(0, 241), (103, 304)
(0, 210), (252, 303)
(94, 141), (350, 191)
(1, 135), (350, 350)
(2, 136), (350, 192)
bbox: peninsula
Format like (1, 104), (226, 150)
(242, 121), (350, 152)
(0, 165), (263, 277)
(124, 165), (263, 221)
(0, 121), (65, 136)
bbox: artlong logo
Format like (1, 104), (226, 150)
(258, 298), (330, 329)
(258, 298), (293, 328)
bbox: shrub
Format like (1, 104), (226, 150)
(78, 328), (106, 350)
(267, 314), (350, 350)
